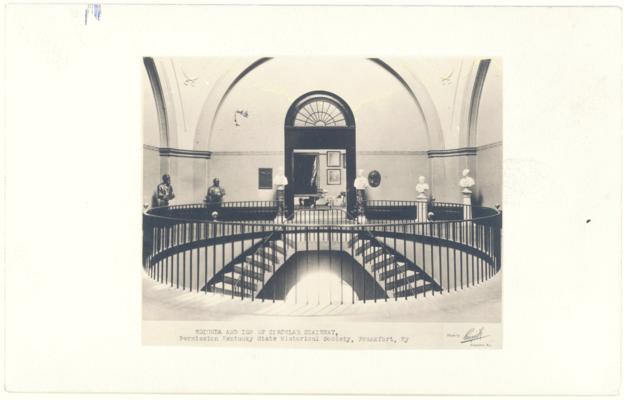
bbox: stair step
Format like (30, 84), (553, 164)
(264, 243), (285, 257)
(371, 255), (397, 271)
(254, 248), (283, 265)
(233, 265), (265, 281)
(283, 237), (295, 248)
(245, 256), (273, 271)
(354, 240), (376, 255)
(270, 241), (286, 255)
(223, 275), (258, 291)
(377, 263), (406, 280)
(396, 283), (440, 297)
(209, 285), (252, 297)
(347, 234), (361, 248)
(385, 273), (422, 290)
(383, 268), (416, 283)
(363, 247), (385, 263)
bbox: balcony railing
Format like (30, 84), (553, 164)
(143, 200), (502, 303)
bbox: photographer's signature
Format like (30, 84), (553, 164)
(460, 327), (489, 344)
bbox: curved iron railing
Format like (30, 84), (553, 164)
(143, 201), (502, 303)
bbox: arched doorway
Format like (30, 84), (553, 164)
(284, 91), (356, 217)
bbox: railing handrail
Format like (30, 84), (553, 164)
(143, 200), (502, 302)
(144, 201), (501, 228)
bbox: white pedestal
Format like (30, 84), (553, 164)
(275, 187), (285, 221)
(462, 189), (472, 220)
(415, 196), (428, 222)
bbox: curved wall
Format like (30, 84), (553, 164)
(475, 59), (502, 206)
(210, 58), (429, 152)
(205, 58), (432, 202)
(142, 57), (502, 206)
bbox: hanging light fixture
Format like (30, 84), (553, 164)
(234, 110), (249, 126)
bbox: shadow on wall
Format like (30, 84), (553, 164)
(472, 191), (484, 207)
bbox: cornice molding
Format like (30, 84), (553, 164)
(358, 150), (428, 156)
(158, 147), (212, 159)
(211, 151), (283, 156)
(143, 143), (501, 159)
(476, 141), (502, 151)
(427, 147), (477, 158)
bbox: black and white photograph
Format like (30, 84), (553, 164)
(142, 56), (503, 348)
(4, 4), (621, 396)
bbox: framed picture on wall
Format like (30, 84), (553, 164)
(327, 150), (341, 167)
(258, 168), (273, 189)
(327, 169), (341, 185)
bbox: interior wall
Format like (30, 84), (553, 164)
(429, 155), (477, 203)
(143, 67), (162, 205)
(142, 57), (502, 207)
(143, 68), (160, 147)
(358, 154), (429, 201)
(205, 152), (431, 203)
(476, 145), (502, 207)
(207, 154), (282, 202)
(143, 147), (161, 205)
(207, 58), (429, 152)
(474, 59), (502, 207)
(398, 57), (477, 149)
(158, 157), (209, 205)
(475, 59), (502, 147)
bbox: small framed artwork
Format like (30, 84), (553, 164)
(258, 168), (273, 189)
(327, 150), (341, 167)
(327, 169), (341, 185)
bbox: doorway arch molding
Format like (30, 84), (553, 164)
(284, 90), (357, 217)
(285, 90), (356, 128)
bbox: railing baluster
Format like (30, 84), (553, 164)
(221, 228), (225, 296)
(305, 226), (309, 305)
(328, 224), (332, 304)
(429, 223), (435, 296)
(412, 224), (416, 300)
(317, 225), (321, 305)
(438, 222), (442, 293)
(339, 227), (343, 304)
(453, 221), (457, 291)
(293, 226), (298, 304)
(144, 201), (500, 306)
(421, 223), (426, 297)
(445, 222), (450, 292)
(361, 233), (366, 304)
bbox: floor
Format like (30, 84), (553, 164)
(142, 270), (502, 323)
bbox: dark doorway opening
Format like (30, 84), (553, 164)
(284, 91), (356, 217)
(293, 153), (318, 195)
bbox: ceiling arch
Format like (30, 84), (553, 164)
(192, 57), (444, 150)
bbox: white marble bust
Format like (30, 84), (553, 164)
(274, 167), (288, 189)
(354, 169), (368, 190)
(459, 168), (475, 193)
(415, 175), (429, 199)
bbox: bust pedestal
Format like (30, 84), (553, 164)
(275, 186), (286, 223)
(462, 188), (472, 220)
(415, 193), (428, 222)
(355, 189), (366, 223)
